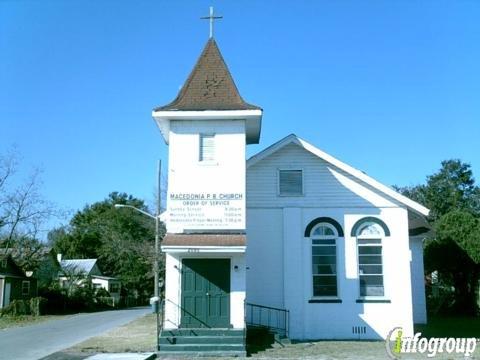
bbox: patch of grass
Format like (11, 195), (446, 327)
(0, 315), (67, 330)
(415, 316), (480, 338)
(69, 313), (157, 353)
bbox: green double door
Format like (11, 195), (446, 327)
(181, 258), (230, 328)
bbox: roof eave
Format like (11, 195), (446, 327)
(152, 109), (263, 145)
(247, 134), (430, 217)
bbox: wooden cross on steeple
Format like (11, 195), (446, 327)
(201, 7), (222, 39)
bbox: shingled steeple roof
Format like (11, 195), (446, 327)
(155, 38), (260, 111)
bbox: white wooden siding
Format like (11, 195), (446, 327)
(247, 143), (402, 209)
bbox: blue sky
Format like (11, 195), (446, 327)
(1, 0), (479, 232)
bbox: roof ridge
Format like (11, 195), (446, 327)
(62, 258), (97, 261)
(247, 134), (430, 217)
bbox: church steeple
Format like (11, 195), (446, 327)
(154, 38), (260, 112)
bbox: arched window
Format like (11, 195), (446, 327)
(311, 223), (338, 297)
(354, 218), (389, 297)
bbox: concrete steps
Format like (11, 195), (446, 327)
(158, 328), (246, 357)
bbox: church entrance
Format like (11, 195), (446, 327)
(180, 258), (230, 328)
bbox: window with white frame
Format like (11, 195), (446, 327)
(278, 169), (303, 196)
(22, 280), (30, 295)
(61, 279), (69, 289)
(357, 222), (385, 297)
(311, 224), (338, 297)
(199, 134), (215, 162)
(110, 283), (120, 293)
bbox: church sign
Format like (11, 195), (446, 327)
(168, 192), (245, 230)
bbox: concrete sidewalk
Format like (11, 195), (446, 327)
(85, 354), (156, 360)
(41, 352), (156, 360)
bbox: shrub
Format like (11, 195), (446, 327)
(68, 283), (97, 312)
(94, 288), (115, 308)
(426, 282), (456, 316)
(0, 300), (30, 316)
(39, 286), (67, 314)
(30, 297), (47, 316)
(95, 287), (110, 298)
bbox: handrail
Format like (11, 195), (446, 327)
(243, 300), (247, 349)
(246, 302), (288, 312)
(165, 299), (215, 328)
(245, 302), (289, 338)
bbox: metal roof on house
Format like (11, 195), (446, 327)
(154, 38), (260, 111)
(60, 259), (97, 275)
(0, 254), (28, 278)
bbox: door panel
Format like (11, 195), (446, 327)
(181, 258), (230, 328)
(4, 282), (11, 307)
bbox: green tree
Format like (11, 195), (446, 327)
(397, 160), (480, 315)
(425, 160), (480, 220)
(50, 192), (165, 300)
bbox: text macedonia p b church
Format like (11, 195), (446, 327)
(152, 21), (430, 355)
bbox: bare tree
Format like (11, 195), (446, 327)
(59, 263), (88, 297)
(0, 150), (58, 253)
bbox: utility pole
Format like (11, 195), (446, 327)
(155, 159), (161, 352)
(155, 159), (161, 299)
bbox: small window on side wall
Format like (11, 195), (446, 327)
(278, 169), (303, 196)
(199, 134), (215, 162)
(110, 283), (120, 293)
(22, 280), (30, 296)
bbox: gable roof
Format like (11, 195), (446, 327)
(247, 134), (430, 217)
(154, 38), (260, 111)
(0, 254), (27, 278)
(60, 259), (98, 275)
(0, 246), (55, 260)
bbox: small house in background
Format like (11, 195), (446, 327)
(0, 255), (37, 309)
(33, 248), (62, 289)
(58, 255), (121, 304)
(91, 275), (121, 303)
(0, 247), (62, 290)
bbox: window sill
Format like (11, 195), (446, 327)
(198, 161), (218, 166)
(355, 298), (391, 303)
(308, 298), (342, 303)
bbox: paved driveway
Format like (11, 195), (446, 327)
(0, 307), (150, 360)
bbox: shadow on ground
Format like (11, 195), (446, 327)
(246, 327), (277, 355)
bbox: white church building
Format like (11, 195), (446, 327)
(153, 34), (430, 355)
